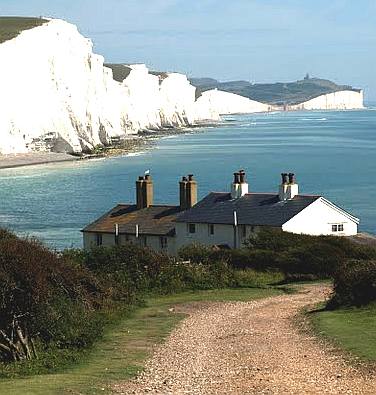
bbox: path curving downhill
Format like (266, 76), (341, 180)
(113, 284), (376, 394)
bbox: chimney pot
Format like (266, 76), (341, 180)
(281, 173), (288, 184)
(232, 170), (249, 198)
(279, 172), (298, 200)
(288, 173), (295, 184)
(239, 170), (246, 184)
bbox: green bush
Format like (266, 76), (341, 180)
(240, 228), (376, 278)
(0, 231), (106, 362)
(329, 259), (376, 308)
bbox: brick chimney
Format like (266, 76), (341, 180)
(186, 174), (197, 209)
(179, 174), (197, 210)
(136, 174), (153, 209)
(231, 169), (249, 199)
(278, 172), (299, 201)
(179, 176), (188, 210)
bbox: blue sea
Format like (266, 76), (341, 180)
(0, 109), (375, 250)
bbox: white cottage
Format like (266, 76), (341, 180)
(82, 170), (359, 254)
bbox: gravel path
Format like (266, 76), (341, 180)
(114, 284), (376, 394)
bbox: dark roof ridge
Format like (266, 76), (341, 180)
(115, 203), (179, 208)
(296, 194), (322, 198)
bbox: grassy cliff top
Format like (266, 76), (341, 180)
(105, 64), (170, 83)
(105, 64), (132, 82)
(190, 76), (362, 105)
(0, 17), (48, 44)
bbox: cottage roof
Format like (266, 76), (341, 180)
(175, 192), (321, 226)
(82, 204), (179, 236)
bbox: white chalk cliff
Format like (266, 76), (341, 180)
(0, 19), (365, 155)
(195, 89), (271, 115)
(0, 19), (218, 155)
(289, 90), (364, 110)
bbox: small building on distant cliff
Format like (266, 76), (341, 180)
(82, 170), (359, 254)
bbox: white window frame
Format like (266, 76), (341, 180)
(331, 224), (344, 233)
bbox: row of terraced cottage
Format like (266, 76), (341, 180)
(82, 170), (359, 255)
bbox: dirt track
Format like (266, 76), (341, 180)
(114, 284), (376, 394)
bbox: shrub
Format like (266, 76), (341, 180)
(240, 228), (376, 278)
(328, 259), (376, 308)
(178, 243), (212, 264)
(0, 232), (105, 362)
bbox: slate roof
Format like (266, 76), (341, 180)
(176, 192), (321, 227)
(82, 204), (180, 236)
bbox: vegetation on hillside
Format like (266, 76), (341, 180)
(180, 228), (375, 281)
(190, 76), (361, 105)
(105, 64), (169, 83)
(1, 226), (376, 377)
(0, 17), (47, 44)
(0, 288), (280, 394)
(0, 229), (281, 377)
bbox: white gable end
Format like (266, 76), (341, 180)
(282, 197), (358, 236)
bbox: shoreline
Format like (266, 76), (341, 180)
(0, 152), (80, 170)
(0, 124), (218, 170)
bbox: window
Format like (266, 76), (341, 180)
(208, 224), (214, 235)
(160, 236), (168, 250)
(139, 236), (147, 247)
(241, 225), (247, 238)
(332, 224), (344, 232)
(95, 233), (102, 246)
(188, 223), (196, 234)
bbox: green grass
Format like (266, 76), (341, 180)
(311, 303), (376, 361)
(0, 287), (280, 395)
(0, 17), (47, 44)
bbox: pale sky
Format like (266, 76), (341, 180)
(1, 0), (375, 101)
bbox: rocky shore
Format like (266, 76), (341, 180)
(0, 124), (215, 170)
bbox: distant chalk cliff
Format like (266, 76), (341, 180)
(288, 90), (364, 110)
(190, 76), (364, 109)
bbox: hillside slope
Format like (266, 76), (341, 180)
(190, 76), (362, 106)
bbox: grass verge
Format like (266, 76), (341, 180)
(0, 17), (47, 44)
(311, 303), (376, 362)
(0, 287), (280, 395)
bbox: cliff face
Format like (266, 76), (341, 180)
(288, 90), (364, 110)
(191, 76), (364, 107)
(0, 18), (365, 155)
(0, 19), (218, 155)
(195, 89), (271, 115)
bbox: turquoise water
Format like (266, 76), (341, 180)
(0, 109), (375, 249)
